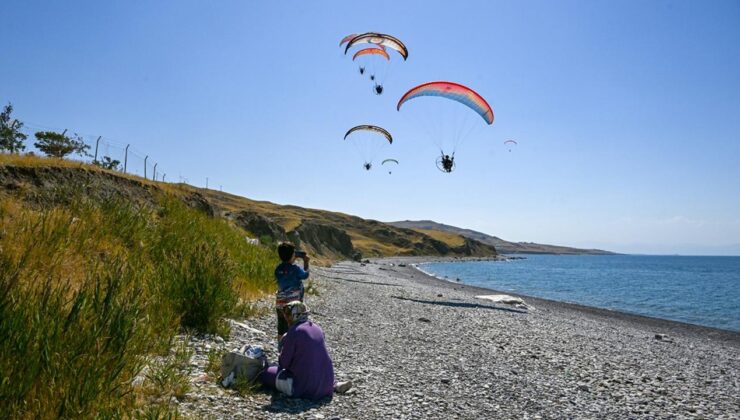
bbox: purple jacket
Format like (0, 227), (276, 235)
(279, 320), (334, 400)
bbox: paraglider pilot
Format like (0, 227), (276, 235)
(364, 162), (372, 171)
(374, 84), (383, 95)
(440, 154), (454, 173)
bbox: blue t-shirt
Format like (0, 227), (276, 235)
(275, 262), (309, 292)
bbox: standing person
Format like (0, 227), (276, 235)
(275, 242), (310, 338)
(260, 301), (335, 400)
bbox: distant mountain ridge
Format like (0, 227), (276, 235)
(388, 220), (615, 255)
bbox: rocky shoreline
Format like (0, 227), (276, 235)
(175, 258), (739, 419)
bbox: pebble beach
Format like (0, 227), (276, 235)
(177, 258), (740, 419)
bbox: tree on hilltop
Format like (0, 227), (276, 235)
(34, 131), (90, 159)
(0, 103), (28, 153)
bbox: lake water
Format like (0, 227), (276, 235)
(420, 255), (740, 332)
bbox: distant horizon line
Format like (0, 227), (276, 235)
(503, 252), (740, 258)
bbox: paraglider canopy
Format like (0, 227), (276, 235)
(343, 125), (393, 144)
(382, 158), (399, 174)
(344, 125), (393, 171)
(339, 33), (358, 47)
(504, 139), (518, 152)
(397, 81), (494, 125)
(344, 33), (408, 60)
(352, 47), (390, 61)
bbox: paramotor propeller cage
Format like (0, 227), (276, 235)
(436, 155), (456, 173)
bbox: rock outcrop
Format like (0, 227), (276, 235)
(291, 221), (355, 260)
(183, 192), (214, 217)
(233, 210), (287, 242)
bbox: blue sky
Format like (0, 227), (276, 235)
(3, 0), (739, 255)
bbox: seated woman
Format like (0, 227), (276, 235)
(260, 301), (335, 400)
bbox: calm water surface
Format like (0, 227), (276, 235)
(421, 255), (740, 332)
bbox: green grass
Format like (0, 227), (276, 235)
(143, 338), (193, 401)
(0, 187), (274, 417)
(206, 347), (226, 382)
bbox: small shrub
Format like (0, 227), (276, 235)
(206, 347), (226, 381)
(233, 300), (270, 320)
(144, 339), (192, 400)
(153, 198), (274, 333)
(232, 375), (262, 396)
(305, 280), (321, 296)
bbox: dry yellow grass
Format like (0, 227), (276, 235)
(1, 155), (495, 260)
(413, 228), (467, 247)
(0, 153), (171, 189)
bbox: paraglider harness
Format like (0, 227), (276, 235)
(436, 152), (455, 173)
(364, 162), (372, 171)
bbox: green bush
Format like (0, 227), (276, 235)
(0, 253), (150, 417)
(0, 190), (274, 417)
(152, 198), (274, 333)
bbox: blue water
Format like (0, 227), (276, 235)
(421, 255), (740, 332)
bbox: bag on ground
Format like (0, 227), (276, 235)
(221, 344), (267, 387)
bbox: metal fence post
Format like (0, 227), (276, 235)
(144, 155), (148, 179)
(93, 136), (101, 162)
(124, 144), (130, 173)
(153, 163), (157, 181)
(163, 173), (166, 182)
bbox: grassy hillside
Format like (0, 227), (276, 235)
(0, 155), (497, 262)
(413, 228), (467, 247)
(0, 157), (277, 417)
(0, 155), (496, 416)
(390, 220), (615, 255)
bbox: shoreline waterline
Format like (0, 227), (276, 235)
(391, 256), (740, 341)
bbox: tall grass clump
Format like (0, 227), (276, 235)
(152, 198), (274, 333)
(0, 203), (153, 417)
(0, 189), (274, 417)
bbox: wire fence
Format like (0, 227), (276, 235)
(19, 122), (163, 181)
(2, 118), (231, 190)
(11, 121), (218, 188)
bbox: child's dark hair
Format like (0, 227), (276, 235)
(277, 242), (296, 262)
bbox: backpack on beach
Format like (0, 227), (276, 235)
(220, 345), (267, 387)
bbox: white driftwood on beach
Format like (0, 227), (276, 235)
(475, 294), (527, 306)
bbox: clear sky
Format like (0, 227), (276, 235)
(3, 0), (739, 255)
